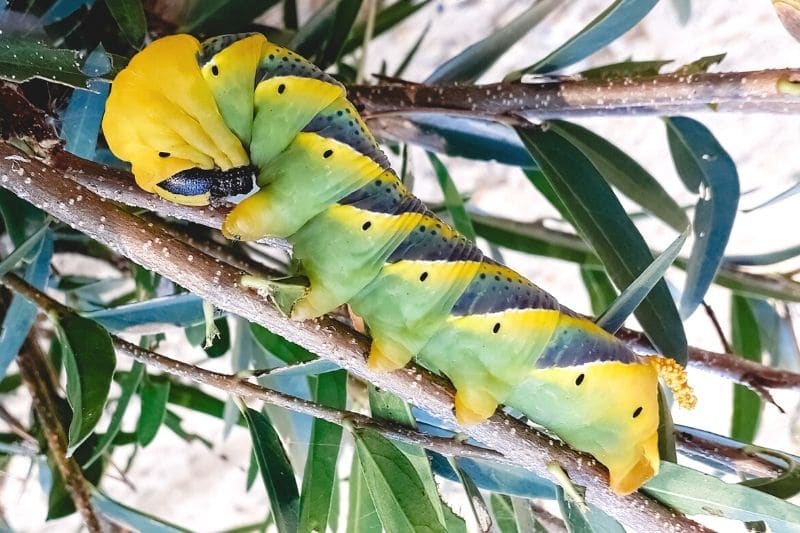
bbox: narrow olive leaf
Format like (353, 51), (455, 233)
(556, 487), (626, 533)
(490, 494), (519, 533)
(0, 220), (50, 278)
(341, 0), (430, 57)
(516, 125), (687, 363)
(506, 0), (659, 78)
(137, 377), (171, 447)
(596, 226), (689, 333)
(250, 323), (316, 364)
(298, 370), (346, 533)
(0, 35), (90, 88)
(665, 116), (739, 319)
(291, 0), (339, 57)
(318, 0), (364, 69)
(426, 152), (476, 241)
(425, 0), (559, 84)
(0, 188), (47, 248)
(180, 0), (281, 34)
(580, 266), (618, 315)
(91, 489), (190, 532)
(346, 456), (382, 533)
(749, 300), (800, 372)
(368, 387), (447, 526)
(393, 22), (431, 78)
(284, 0), (299, 29)
(57, 315), (116, 454)
(84, 362), (145, 468)
(743, 177), (800, 213)
(353, 428), (447, 533)
(548, 120), (689, 232)
(510, 498), (545, 532)
(725, 243), (800, 267)
(730, 295), (763, 443)
(441, 503), (468, 533)
(0, 232), (52, 380)
(579, 59), (672, 80)
(643, 462), (800, 531)
(105, 0), (146, 47)
(242, 406), (300, 533)
(262, 359), (340, 378)
(448, 458), (493, 532)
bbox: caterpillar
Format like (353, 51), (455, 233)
(101, 33), (695, 495)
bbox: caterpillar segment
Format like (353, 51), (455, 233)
(102, 33), (697, 495)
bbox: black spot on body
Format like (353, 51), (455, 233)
(323, 149), (333, 158)
(278, 83), (286, 94)
(211, 65), (219, 76)
(419, 272), (429, 282)
(362, 221), (372, 230)
(632, 406), (643, 418)
(158, 151), (170, 158)
(575, 374), (585, 386)
(492, 323), (501, 334)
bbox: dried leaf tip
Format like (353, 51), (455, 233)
(648, 355), (698, 409)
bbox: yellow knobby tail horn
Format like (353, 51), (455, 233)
(647, 355), (698, 409)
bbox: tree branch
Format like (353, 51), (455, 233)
(348, 69), (800, 121)
(0, 143), (710, 532)
(45, 148), (800, 395)
(17, 335), (103, 532)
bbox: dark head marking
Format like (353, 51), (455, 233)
(632, 406), (643, 418)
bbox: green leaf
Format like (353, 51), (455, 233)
(353, 428), (447, 533)
(580, 59), (673, 80)
(393, 22), (431, 78)
(284, 0), (299, 29)
(0, 36), (125, 88)
(204, 317), (231, 358)
(105, 0), (146, 46)
(557, 487), (626, 533)
(596, 226), (689, 333)
(547, 120), (689, 232)
(741, 448), (800, 499)
(0, 220), (50, 278)
(291, 0), (339, 58)
(91, 489), (190, 532)
(180, 0), (281, 34)
(0, 187), (47, 247)
(507, 0), (659, 78)
(725, 243), (800, 267)
(665, 116), (739, 319)
(242, 407), (300, 533)
(730, 295), (763, 443)
(425, 0), (559, 84)
(426, 152), (476, 241)
(643, 462), (800, 532)
(448, 458), (492, 532)
(341, 0), (430, 57)
(580, 266), (617, 315)
(490, 494), (519, 533)
(516, 124), (687, 363)
(318, 0), (364, 69)
(346, 455), (382, 533)
(298, 370), (346, 533)
(58, 315), (116, 454)
(250, 323), (315, 364)
(137, 377), (170, 447)
(84, 362), (145, 468)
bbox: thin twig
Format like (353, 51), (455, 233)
(0, 145), (710, 532)
(702, 300), (733, 354)
(17, 336), (103, 532)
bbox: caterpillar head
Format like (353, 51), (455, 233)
(102, 34), (249, 205)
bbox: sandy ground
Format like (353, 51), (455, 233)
(3, 1), (800, 531)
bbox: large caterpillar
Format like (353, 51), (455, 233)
(102, 33), (694, 495)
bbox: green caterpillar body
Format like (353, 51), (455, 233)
(102, 33), (684, 494)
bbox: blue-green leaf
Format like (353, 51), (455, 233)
(242, 407), (300, 533)
(426, 152), (476, 241)
(179, 0), (281, 34)
(105, 0), (146, 46)
(548, 120), (689, 232)
(57, 315), (116, 454)
(643, 462), (800, 532)
(516, 124), (687, 363)
(86, 293), (208, 332)
(425, 0), (559, 84)
(0, 231), (52, 379)
(580, 266), (618, 316)
(557, 487), (625, 533)
(298, 370), (346, 533)
(0, 220), (50, 278)
(730, 295), (763, 443)
(725, 244), (800, 267)
(665, 116), (739, 319)
(507, 0), (659, 78)
(91, 489), (190, 532)
(596, 226), (689, 333)
(671, 0), (691, 24)
(61, 47), (111, 160)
